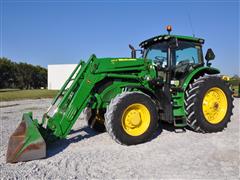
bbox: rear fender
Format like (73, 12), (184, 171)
(182, 67), (220, 90)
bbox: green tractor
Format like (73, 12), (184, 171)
(7, 26), (234, 163)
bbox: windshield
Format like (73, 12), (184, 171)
(173, 41), (202, 65)
(145, 41), (168, 67)
(144, 40), (203, 66)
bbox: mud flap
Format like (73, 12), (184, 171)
(6, 112), (46, 163)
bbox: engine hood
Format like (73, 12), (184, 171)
(92, 57), (149, 73)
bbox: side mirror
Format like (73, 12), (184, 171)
(205, 48), (215, 61)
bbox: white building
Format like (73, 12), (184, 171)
(48, 64), (78, 90)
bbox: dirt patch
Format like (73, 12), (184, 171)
(0, 104), (19, 108)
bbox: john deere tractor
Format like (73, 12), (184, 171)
(7, 26), (233, 163)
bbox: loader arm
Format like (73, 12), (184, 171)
(42, 54), (106, 139)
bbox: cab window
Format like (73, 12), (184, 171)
(145, 42), (168, 67)
(174, 41), (202, 65)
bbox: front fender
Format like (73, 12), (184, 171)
(182, 67), (220, 90)
(94, 81), (145, 109)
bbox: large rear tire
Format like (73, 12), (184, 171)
(185, 76), (233, 132)
(105, 92), (158, 145)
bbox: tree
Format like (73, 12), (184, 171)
(0, 57), (47, 89)
(0, 58), (16, 88)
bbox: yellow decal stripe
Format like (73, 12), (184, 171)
(111, 58), (137, 62)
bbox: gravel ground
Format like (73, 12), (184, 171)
(0, 98), (239, 179)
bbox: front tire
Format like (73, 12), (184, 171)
(185, 76), (233, 132)
(105, 92), (158, 145)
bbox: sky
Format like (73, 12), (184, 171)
(0, 0), (239, 76)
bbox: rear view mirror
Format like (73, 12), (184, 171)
(205, 48), (215, 61)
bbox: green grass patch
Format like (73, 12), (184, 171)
(232, 86), (239, 91)
(231, 86), (239, 97)
(0, 89), (20, 92)
(0, 89), (58, 102)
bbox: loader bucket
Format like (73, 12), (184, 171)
(6, 112), (46, 163)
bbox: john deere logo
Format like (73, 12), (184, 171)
(111, 58), (136, 63)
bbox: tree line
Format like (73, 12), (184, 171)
(0, 57), (47, 89)
(229, 75), (240, 86)
(0, 57), (239, 90)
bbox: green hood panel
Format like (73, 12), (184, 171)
(92, 57), (147, 73)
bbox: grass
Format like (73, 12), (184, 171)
(0, 84), (238, 102)
(231, 85), (239, 97)
(0, 89), (20, 92)
(0, 89), (58, 102)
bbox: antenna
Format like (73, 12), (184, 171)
(187, 11), (195, 37)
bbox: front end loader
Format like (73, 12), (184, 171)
(7, 26), (233, 163)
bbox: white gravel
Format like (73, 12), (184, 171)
(0, 98), (239, 179)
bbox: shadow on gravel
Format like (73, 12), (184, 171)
(160, 122), (189, 133)
(47, 122), (190, 158)
(142, 121), (184, 143)
(47, 127), (100, 158)
(0, 104), (20, 108)
(161, 122), (175, 132)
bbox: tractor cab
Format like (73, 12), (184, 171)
(139, 26), (206, 82)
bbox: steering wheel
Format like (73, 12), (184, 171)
(176, 59), (190, 66)
(155, 56), (167, 61)
(175, 59), (191, 75)
(154, 56), (167, 68)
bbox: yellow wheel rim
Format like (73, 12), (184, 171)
(202, 87), (228, 124)
(121, 103), (150, 136)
